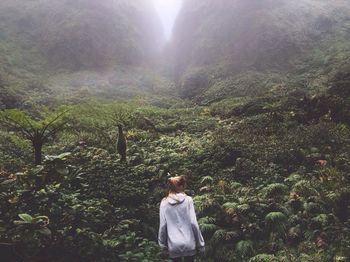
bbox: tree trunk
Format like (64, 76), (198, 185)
(33, 141), (43, 165)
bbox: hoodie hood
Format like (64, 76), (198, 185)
(167, 193), (187, 205)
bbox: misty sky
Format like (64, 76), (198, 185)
(152, 0), (183, 40)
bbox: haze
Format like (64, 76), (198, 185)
(152, 0), (183, 40)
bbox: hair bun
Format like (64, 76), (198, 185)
(178, 176), (186, 185)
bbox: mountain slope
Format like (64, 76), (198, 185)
(0, 0), (168, 108)
(0, 0), (164, 70)
(169, 0), (350, 102)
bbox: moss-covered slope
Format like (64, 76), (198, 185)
(169, 0), (350, 102)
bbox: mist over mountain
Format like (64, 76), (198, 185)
(1, 2), (350, 261)
(169, 0), (350, 102)
(0, 0), (171, 108)
(0, 0), (164, 70)
(1, 0), (350, 107)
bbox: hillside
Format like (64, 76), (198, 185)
(169, 0), (350, 102)
(1, 89), (350, 261)
(0, 0), (168, 108)
(1, 1), (350, 261)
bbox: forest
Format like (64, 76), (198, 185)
(0, 0), (350, 261)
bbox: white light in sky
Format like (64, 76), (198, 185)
(152, 0), (183, 41)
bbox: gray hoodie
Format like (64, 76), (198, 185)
(158, 193), (205, 258)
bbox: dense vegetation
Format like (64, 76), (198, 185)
(1, 0), (350, 261)
(168, 0), (350, 102)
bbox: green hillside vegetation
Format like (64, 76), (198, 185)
(0, 0), (169, 108)
(1, 85), (350, 261)
(169, 0), (350, 102)
(1, 0), (350, 261)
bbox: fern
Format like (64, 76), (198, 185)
(249, 254), (279, 262)
(236, 203), (250, 214)
(284, 173), (302, 184)
(200, 223), (218, 234)
(193, 195), (216, 214)
(265, 211), (287, 224)
(198, 216), (216, 224)
(262, 183), (288, 198)
(235, 240), (254, 258)
(199, 216), (218, 234)
(229, 181), (243, 190)
(225, 231), (240, 241)
(311, 214), (329, 227)
(265, 212), (287, 234)
(292, 180), (320, 197)
(211, 229), (227, 245)
(222, 202), (239, 215)
(200, 175), (214, 186)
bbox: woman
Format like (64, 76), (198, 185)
(158, 176), (205, 262)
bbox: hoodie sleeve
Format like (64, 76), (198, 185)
(188, 197), (205, 251)
(158, 201), (168, 250)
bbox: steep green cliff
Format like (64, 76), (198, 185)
(0, 0), (167, 107)
(169, 0), (350, 102)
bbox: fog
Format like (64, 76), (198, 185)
(152, 0), (183, 41)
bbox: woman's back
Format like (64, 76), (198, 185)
(159, 192), (205, 259)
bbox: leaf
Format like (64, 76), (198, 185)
(1, 178), (17, 185)
(32, 216), (49, 224)
(57, 152), (71, 159)
(8, 196), (19, 204)
(45, 152), (71, 162)
(236, 240), (254, 258)
(32, 165), (45, 175)
(14, 220), (30, 225)
(18, 213), (33, 223)
(200, 176), (214, 185)
(15, 172), (27, 176)
(56, 167), (69, 175)
(37, 227), (51, 237)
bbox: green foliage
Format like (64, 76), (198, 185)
(236, 240), (254, 259)
(1, 75), (350, 262)
(262, 183), (288, 199)
(249, 254), (280, 262)
(0, 1), (350, 261)
(171, 0), (350, 101)
(265, 212), (288, 232)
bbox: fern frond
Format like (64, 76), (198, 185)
(249, 254), (279, 262)
(200, 175), (214, 186)
(211, 229), (227, 245)
(262, 183), (288, 198)
(292, 180), (320, 197)
(193, 195), (216, 214)
(265, 211), (288, 234)
(200, 223), (218, 234)
(222, 202), (239, 215)
(235, 240), (254, 258)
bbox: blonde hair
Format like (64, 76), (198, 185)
(167, 175), (186, 195)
